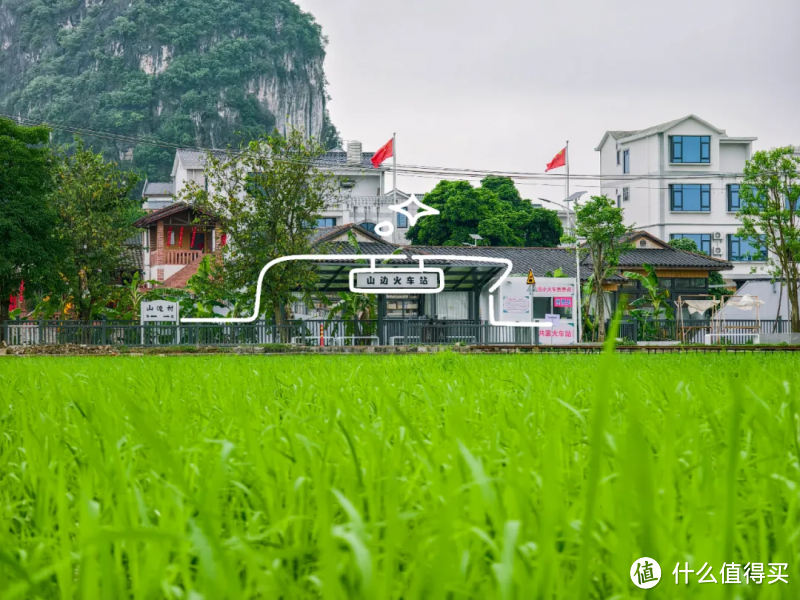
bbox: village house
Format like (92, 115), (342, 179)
(595, 115), (762, 285)
(140, 141), (423, 247)
(133, 202), (221, 288)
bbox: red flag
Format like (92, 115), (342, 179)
(371, 138), (393, 168)
(546, 147), (566, 172)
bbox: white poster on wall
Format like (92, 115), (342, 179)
(503, 295), (530, 315)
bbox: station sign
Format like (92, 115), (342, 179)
(350, 268), (444, 294)
(141, 300), (180, 322)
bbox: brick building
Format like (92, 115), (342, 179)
(133, 202), (221, 288)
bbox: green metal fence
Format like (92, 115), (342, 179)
(2, 318), (793, 347)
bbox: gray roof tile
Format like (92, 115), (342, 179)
(143, 182), (174, 196)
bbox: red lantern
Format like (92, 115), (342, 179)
(190, 227), (197, 248)
(221, 233), (228, 247)
(178, 226), (184, 248)
(166, 226), (173, 247)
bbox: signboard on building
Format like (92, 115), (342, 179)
(554, 296), (573, 308)
(532, 280), (576, 296)
(350, 268), (444, 294)
(540, 322), (576, 346)
(141, 300), (180, 322)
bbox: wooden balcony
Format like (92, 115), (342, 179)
(164, 250), (203, 265)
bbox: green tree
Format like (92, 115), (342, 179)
(569, 195), (632, 342)
(182, 129), (338, 325)
(736, 146), (800, 332)
(51, 140), (142, 320)
(0, 118), (65, 336)
(406, 177), (563, 247)
(668, 237), (731, 299)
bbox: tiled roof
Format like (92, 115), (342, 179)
(133, 202), (217, 227)
(310, 223), (389, 245)
(413, 246), (617, 281)
(134, 202), (191, 227)
(143, 199), (175, 212)
(314, 150), (378, 169)
(175, 149), (226, 169)
(143, 182), (174, 196)
(612, 249), (732, 269)
(596, 115), (733, 150)
(608, 130), (637, 140)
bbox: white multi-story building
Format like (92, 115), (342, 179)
(595, 115), (765, 284)
(145, 141), (419, 245)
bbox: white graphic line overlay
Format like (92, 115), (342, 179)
(180, 253), (553, 328)
(388, 196), (440, 227)
(349, 267), (445, 294)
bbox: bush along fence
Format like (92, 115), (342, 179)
(2, 318), (794, 347)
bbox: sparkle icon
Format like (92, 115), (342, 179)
(388, 194), (440, 228)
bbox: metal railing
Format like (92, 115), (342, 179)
(614, 318), (792, 344)
(3, 318), (793, 347)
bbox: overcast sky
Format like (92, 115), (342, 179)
(295, 0), (799, 204)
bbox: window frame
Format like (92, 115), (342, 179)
(622, 149), (630, 174)
(727, 184), (741, 212)
(616, 149), (621, 165)
(670, 135), (711, 164)
(670, 233), (712, 255)
(315, 217), (337, 228)
(670, 184), (711, 212)
(623, 187), (630, 202)
(396, 212), (409, 228)
(727, 234), (766, 262)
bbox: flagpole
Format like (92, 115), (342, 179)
(567, 140), (583, 343)
(392, 132), (397, 209)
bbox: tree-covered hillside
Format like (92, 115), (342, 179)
(0, 0), (340, 179)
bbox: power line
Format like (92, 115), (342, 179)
(1, 111), (757, 183)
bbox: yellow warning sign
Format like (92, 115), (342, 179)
(526, 270), (536, 285)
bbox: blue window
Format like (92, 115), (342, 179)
(623, 149), (630, 174)
(670, 233), (712, 255)
(728, 184), (741, 211)
(316, 218), (336, 227)
(786, 188), (800, 210)
(671, 184), (711, 212)
(360, 222), (376, 233)
(728, 235), (766, 262)
(670, 136), (710, 163)
(396, 212), (409, 228)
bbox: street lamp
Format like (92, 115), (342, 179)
(562, 191), (587, 342)
(463, 233), (483, 247)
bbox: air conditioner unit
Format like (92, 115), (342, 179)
(713, 232), (723, 239)
(713, 247), (723, 255)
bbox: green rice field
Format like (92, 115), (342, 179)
(0, 353), (798, 599)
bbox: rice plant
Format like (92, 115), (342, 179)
(0, 353), (798, 598)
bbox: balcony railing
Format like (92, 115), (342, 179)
(164, 250), (202, 265)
